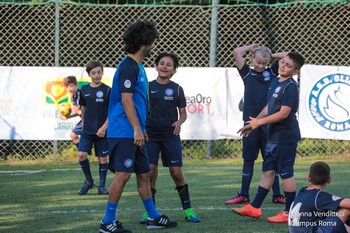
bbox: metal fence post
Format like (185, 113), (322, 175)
(207, 0), (219, 159)
(53, 0), (60, 159)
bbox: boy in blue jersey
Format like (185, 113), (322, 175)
(232, 52), (305, 223)
(99, 20), (177, 233)
(226, 44), (289, 205)
(62, 76), (82, 150)
(289, 161), (350, 233)
(77, 60), (110, 196)
(138, 52), (200, 224)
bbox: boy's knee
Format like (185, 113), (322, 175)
(78, 152), (87, 161)
(170, 170), (185, 184)
(70, 132), (78, 140)
(99, 156), (108, 164)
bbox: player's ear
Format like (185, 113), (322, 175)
(307, 175), (311, 182)
(293, 69), (300, 76)
(327, 176), (332, 184)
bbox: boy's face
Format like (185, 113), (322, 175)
(156, 56), (176, 79)
(88, 66), (103, 85)
(65, 83), (78, 95)
(252, 54), (270, 73)
(278, 56), (299, 78)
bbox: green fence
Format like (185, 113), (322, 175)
(1, 0), (349, 159)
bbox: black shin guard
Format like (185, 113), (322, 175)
(176, 184), (191, 210)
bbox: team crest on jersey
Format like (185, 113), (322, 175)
(164, 88), (174, 100)
(124, 159), (133, 168)
(307, 73), (350, 133)
(272, 86), (281, 98)
(96, 91), (104, 98)
(263, 71), (271, 81)
(332, 195), (342, 201)
(165, 88), (174, 96)
(124, 80), (131, 88)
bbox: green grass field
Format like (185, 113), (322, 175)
(1, 158), (350, 233)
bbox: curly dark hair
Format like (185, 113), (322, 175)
(122, 19), (159, 54)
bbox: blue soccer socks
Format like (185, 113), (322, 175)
(142, 198), (160, 219)
(102, 202), (118, 224)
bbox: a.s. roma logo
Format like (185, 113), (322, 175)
(307, 73), (350, 133)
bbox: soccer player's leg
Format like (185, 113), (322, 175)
(71, 120), (82, 150)
(78, 135), (94, 195)
(134, 146), (177, 229)
(268, 143), (297, 223)
(226, 130), (258, 205)
(139, 140), (160, 224)
(95, 136), (109, 194)
(259, 128), (285, 204)
(164, 138), (200, 222)
(232, 144), (276, 219)
(100, 138), (136, 233)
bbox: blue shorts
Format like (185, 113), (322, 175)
(72, 120), (82, 135)
(316, 216), (347, 233)
(79, 134), (109, 157)
(242, 127), (267, 161)
(262, 142), (297, 179)
(108, 138), (150, 174)
(147, 137), (182, 167)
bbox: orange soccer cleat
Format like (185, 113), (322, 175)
(267, 210), (288, 223)
(231, 204), (262, 219)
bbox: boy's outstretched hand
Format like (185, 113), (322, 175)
(238, 116), (260, 137)
(237, 125), (253, 137)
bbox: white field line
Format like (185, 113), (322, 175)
(0, 166), (257, 216)
(0, 206), (280, 216)
(0, 168), (81, 175)
(0, 166), (239, 176)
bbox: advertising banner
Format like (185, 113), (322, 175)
(299, 65), (350, 140)
(0, 67), (243, 140)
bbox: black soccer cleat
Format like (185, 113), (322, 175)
(99, 220), (131, 233)
(146, 214), (177, 229)
(98, 186), (109, 195)
(78, 180), (94, 195)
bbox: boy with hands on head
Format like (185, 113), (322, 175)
(232, 52), (305, 223)
(226, 43), (288, 205)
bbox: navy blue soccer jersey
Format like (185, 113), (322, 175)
(266, 78), (301, 144)
(107, 56), (148, 138)
(71, 90), (81, 118)
(289, 187), (344, 233)
(71, 90), (80, 107)
(146, 80), (186, 141)
(79, 83), (110, 135)
(238, 61), (279, 121)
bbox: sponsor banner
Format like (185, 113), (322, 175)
(0, 66), (243, 140)
(0, 67), (114, 140)
(299, 65), (350, 140)
(148, 67), (241, 140)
